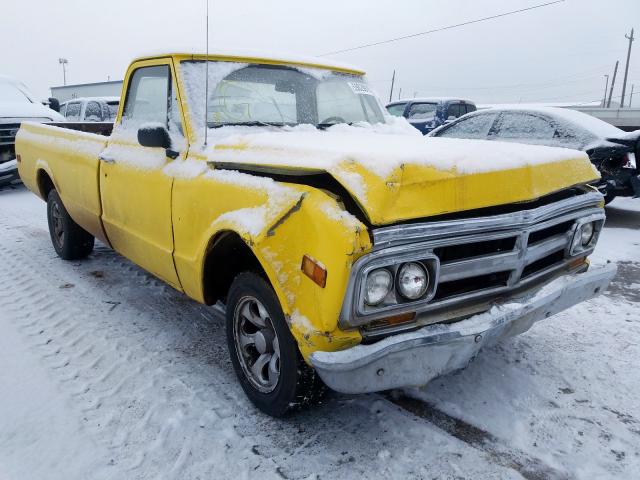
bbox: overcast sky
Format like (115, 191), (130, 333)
(5, 0), (639, 106)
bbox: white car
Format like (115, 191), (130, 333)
(0, 75), (64, 188)
(59, 97), (120, 123)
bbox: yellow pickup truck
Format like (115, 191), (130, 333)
(16, 52), (616, 416)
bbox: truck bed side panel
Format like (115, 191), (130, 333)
(16, 122), (109, 244)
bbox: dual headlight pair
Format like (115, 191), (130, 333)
(365, 262), (429, 306)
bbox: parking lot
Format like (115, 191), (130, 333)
(0, 186), (638, 480)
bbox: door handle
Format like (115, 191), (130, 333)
(99, 153), (115, 164)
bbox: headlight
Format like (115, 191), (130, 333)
(580, 222), (595, 246)
(397, 262), (429, 300)
(364, 268), (393, 305)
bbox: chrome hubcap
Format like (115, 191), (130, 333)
(233, 296), (281, 393)
(51, 202), (64, 248)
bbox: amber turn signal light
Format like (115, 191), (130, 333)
(301, 255), (327, 288)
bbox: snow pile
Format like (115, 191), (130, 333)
(16, 124), (106, 157)
(206, 169), (302, 238)
(102, 122), (187, 171)
(205, 124), (594, 180)
(319, 199), (362, 230)
(163, 158), (208, 178)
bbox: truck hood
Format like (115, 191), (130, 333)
(0, 102), (64, 122)
(206, 126), (600, 225)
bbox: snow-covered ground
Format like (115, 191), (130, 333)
(0, 186), (638, 480)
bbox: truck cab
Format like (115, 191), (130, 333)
(386, 97), (476, 135)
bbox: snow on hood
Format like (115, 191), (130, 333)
(0, 102), (64, 122)
(202, 121), (598, 224)
(205, 121), (592, 179)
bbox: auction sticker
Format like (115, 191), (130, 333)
(348, 82), (374, 95)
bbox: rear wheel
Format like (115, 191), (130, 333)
(226, 272), (325, 417)
(47, 189), (94, 260)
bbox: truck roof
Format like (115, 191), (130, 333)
(131, 50), (365, 76)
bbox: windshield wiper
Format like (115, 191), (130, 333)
(316, 122), (354, 130)
(207, 121), (291, 129)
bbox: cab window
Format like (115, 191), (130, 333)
(65, 102), (81, 121)
(123, 65), (170, 125)
(435, 113), (498, 139)
(407, 103), (438, 120)
(85, 101), (103, 121)
(386, 103), (407, 117)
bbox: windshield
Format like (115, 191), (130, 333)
(0, 82), (32, 103)
(180, 61), (386, 134)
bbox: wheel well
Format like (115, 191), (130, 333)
(37, 170), (55, 199)
(202, 231), (267, 305)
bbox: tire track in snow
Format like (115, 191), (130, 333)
(0, 196), (530, 480)
(0, 215), (292, 480)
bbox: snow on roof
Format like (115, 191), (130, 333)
(61, 96), (120, 104)
(133, 48), (364, 75)
(480, 105), (623, 138)
(388, 97), (475, 105)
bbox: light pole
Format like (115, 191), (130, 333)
(58, 58), (68, 86)
(602, 74), (609, 107)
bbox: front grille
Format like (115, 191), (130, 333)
(0, 123), (20, 163)
(434, 271), (511, 300)
(433, 237), (517, 263)
(340, 190), (606, 328)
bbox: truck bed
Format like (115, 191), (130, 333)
(15, 121), (110, 244)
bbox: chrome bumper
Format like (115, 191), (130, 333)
(311, 263), (617, 394)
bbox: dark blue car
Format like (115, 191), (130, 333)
(386, 98), (476, 135)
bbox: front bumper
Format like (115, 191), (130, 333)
(311, 263), (617, 394)
(0, 159), (20, 188)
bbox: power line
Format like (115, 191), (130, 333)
(319, 0), (565, 56)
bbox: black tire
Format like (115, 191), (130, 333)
(47, 189), (94, 260)
(226, 272), (325, 417)
(604, 192), (616, 205)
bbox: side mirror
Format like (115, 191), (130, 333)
(445, 115), (456, 124)
(137, 124), (179, 159)
(48, 97), (60, 112)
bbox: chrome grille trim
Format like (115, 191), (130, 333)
(339, 191), (605, 329)
(372, 191), (604, 250)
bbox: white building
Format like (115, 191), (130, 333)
(50, 80), (123, 103)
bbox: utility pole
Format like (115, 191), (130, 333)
(607, 60), (619, 108)
(630, 84), (635, 108)
(620, 28), (635, 107)
(389, 70), (396, 103)
(58, 58), (68, 85)
(602, 75), (609, 107)
(398, 88), (402, 100)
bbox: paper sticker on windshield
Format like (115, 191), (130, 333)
(348, 82), (374, 95)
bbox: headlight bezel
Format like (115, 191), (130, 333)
(357, 251), (440, 316)
(568, 215), (604, 256)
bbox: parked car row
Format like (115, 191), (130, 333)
(386, 100), (639, 202)
(0, 73), (121, 189)
(59, 97), (120, 122)
(0, 75), (65, 188)
(427, 106), (640, 202)
(386, 97), (476, 134)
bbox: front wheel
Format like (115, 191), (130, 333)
(47, 189), (94, 260)
(226, 272), (324, 417)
